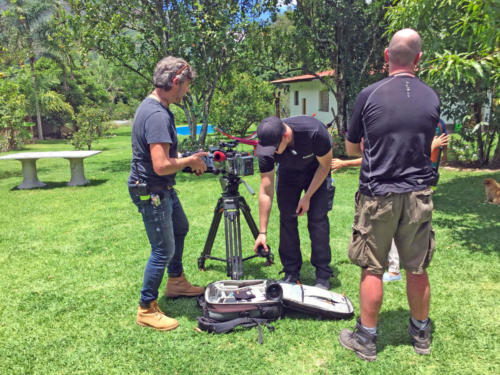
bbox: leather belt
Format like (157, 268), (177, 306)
(149, 184), (173, 193)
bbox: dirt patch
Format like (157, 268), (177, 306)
(441, 162), (500, 173)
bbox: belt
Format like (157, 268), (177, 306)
(149, 184), (173, 193)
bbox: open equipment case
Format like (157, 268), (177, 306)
(197, 279), (354, 341)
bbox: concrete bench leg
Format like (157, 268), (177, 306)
(67, 158), (90, 186)
(18, 159), (46, 189)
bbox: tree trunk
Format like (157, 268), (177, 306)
(179, 97), (197, 141)
(492, 138), (500, 164)
(30, 57), (43, 140)
(275, 90), (281, 118)
(198, 100), (210, 146)
(473, 103), (485, 165)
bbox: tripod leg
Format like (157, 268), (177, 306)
(198, 198), (224, 270)
(223, 199), (244, 280)
(234, 209), (243, 279)
(239, 196), (274, 265)
(238, 196), (259, 238)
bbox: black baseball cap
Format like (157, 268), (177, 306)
(256, 116), (286, 157)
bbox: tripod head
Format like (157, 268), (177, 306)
(219, 171), (255, 196)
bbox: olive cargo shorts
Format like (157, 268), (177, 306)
(348, 189), (435, 275)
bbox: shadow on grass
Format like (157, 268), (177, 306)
(8, 179), (108, 191)
(159, 296), (201, 321)
(375, 307), (436, 354)
(432, 172), (500, 256)
(199, 256), (275, 280)
(99, 159), (131, 173)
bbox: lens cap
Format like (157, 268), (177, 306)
(257, 244), (271, 257)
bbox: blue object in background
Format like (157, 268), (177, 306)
(176, 124), (214, 136)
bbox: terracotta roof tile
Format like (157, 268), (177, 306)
(271, 70), (335, 84)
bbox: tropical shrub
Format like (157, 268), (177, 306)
(0, 78), (33, 151)
(71, 104), (110, 150)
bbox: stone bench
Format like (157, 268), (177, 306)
(0, 151), (102, 189)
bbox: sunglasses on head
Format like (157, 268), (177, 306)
(175, 64), (189, 77)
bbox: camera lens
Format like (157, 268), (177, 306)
(265, 282), (283, 301)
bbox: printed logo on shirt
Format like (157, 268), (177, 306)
(302, 153), (314, 159)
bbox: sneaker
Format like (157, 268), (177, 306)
(281, 273), (299, 283)
(314, 278), (331, 290)
(338, 318), (377, 362)
(383, 272), (402, 282)
(136, 300), (179, 331)
(408, 318), (432, 355)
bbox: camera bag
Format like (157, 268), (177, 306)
(196, 279), (354, 343)
(197, 279), (283, 343)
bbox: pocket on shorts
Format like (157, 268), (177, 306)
(422, 228), (435, 269)
(411, 189), (434, 224)
(348, 229), (370, 268)
(366, 194), (394, 221)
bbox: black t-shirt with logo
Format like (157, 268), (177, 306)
(347, 76), (440, 196)
(258, 116), (332, 175)
(127, 97), (178, 187)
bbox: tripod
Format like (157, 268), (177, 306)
(197, 172), (274, 280)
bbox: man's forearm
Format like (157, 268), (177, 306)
(153, 156), (192, 176)
(304, 163), (330, 200)
(258, 189), (273, 233)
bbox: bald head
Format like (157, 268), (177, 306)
(388, 29), (422, 68)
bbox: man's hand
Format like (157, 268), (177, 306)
(331, 158), (345, 171)
(253, 233), (268, 254)
(187, 151), (208, 175)
(296, 195), (310, 216)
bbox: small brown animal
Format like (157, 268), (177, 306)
(484, 178), (500, 205)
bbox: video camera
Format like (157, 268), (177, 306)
(182, 140), (254, 177)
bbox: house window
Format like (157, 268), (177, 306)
(294, 91), (299, 106)
(319, 90), (329, 112)
(302, 98), (306, 115)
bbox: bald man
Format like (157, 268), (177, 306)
(338, 29), (440, 361)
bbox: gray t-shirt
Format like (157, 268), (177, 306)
(127, 97), (178, 187)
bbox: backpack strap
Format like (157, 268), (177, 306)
(197, 316), (275, 344)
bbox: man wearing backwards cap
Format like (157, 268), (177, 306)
(253, 115), (333, 289)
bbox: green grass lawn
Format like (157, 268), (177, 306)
(0, 125), (499, 375)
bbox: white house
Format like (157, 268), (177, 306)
(271, 70), (337, 125)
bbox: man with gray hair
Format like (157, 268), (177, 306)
(128, 56), (208, 331)
(338, 29), (439, 360)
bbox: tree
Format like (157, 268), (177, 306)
(278, 0), (390, 133)
(386, 0), (499, 166)
(68, 0), (277, 145)
(71, 104), (110, 150)
(243, 12), (303, 81)
(0, 73), (33, 151)
(210, 72), (275, 136)
(0, 0), (58, 140)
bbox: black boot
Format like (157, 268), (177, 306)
(338, 318), (377, 361)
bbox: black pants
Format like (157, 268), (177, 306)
(276, 170), (332, 280)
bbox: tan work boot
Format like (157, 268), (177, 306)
(165, 272), (205, 298)
(136, 300), (179, 331)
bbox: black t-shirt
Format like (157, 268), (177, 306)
(127, 97), (178, 187)
(347, 75), (440, 196)
(258, 116), (332, 175)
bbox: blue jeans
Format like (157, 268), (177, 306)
(130, 188), (189, 304)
